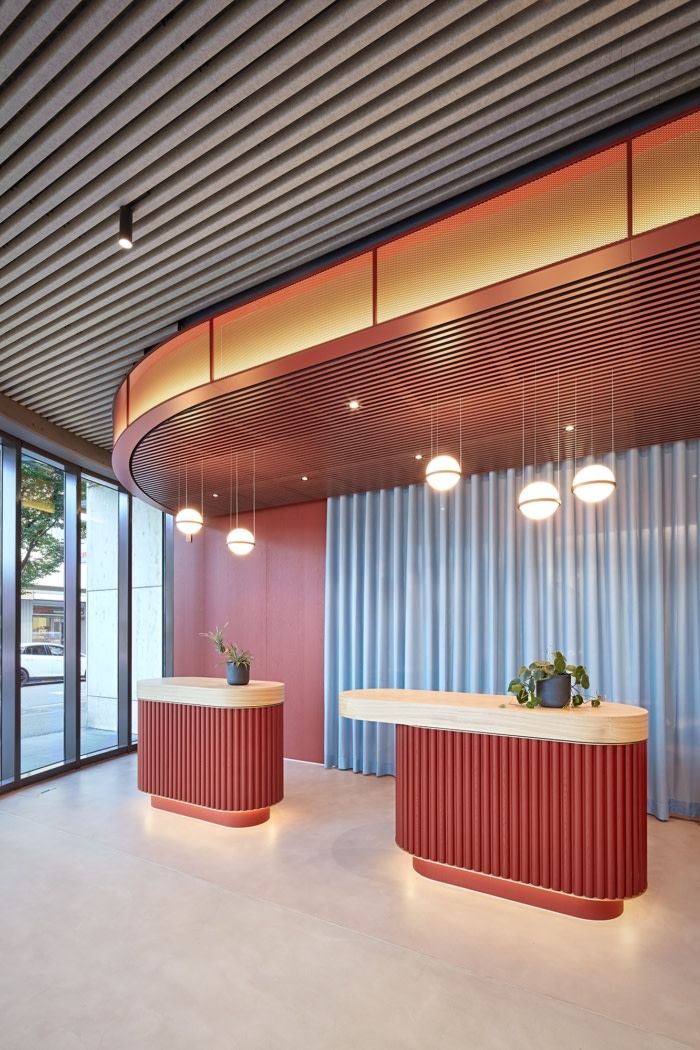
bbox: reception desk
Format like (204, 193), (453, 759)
(137, 678), (284, 827)
(341, 689), (648, 919)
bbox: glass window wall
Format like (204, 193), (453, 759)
(131, 498), (164, 742)
(81, 476), (120, 757)
(0, 436), (169, 793)
(20, 452), (66, 775)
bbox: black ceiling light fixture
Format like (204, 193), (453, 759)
(118, 204), (133, 249)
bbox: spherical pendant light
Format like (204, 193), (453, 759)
(425, 454), (461, 492)
(571, 463), (616, 503)
(517, 480), (561, 520)
(226, 526), (255, 556)
(175, 507), (203, 535)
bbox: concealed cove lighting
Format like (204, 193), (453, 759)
(175, 507), (203, 535)
(571, 463), (616, 503)
(347, 399), (360, 411)
(226, 526), (255, 556)
(118, 204), (133, 249)
(517, 481), (561, 520)
(425, 454), (461, 492)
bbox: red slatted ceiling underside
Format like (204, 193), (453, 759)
(131, 242), (700, 514)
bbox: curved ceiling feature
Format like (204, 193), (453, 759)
(112, 106), (700, 514)
(1, 0), (700, 448)
(121, 222), (700, 514)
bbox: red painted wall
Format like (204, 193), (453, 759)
(173, 500), (326, 764)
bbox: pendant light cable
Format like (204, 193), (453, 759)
(574, 378), (578, 473)
(229, 452), (233, 532)
(252, 449), (256, 539)
(521, 379), (525, 478)
(534, 370), (537, 468)
(200, 458), (204, 518)
(557, 371), (560, 488)
(590, 369), (594, 458)
(459, 397), (463, 468)
(611, 368), (615, 457)
(235, 452), (239, 529)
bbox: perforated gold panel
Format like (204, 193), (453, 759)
(376, 146), (628, 323)
(213, 253), (373, 380)
(112, 381), (128, 443)
(632, 112), (700, 235)
(128, 323), (210, 423)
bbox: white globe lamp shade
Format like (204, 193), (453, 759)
(226, 526), (255, 556)
(517, 480), (561, 520)
(175, 507), (203, 535)
(425, 454), (461, 492)
(571, 463), (616, 503)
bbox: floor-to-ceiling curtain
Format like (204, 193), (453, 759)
(324, 440), (699, 819)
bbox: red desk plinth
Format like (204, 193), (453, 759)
(137, 678), (284, 827)
(341, 689), (648, 919)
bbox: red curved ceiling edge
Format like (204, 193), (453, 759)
(112, 215), (700, 511)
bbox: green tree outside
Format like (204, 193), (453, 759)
(20, 458), (65, 590)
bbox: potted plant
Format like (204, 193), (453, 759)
(507, 650), (602, 709)
(201, 625), (253, 686)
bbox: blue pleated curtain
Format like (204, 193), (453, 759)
(324, 440), (700, 820)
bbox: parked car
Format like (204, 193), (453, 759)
(19, 644), (86, 685)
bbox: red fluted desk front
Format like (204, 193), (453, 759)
(137, 678), (284, 827)
(340, 689), (648, 919)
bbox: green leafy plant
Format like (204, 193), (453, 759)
(200, 625), (252, 668)
(507, 650), (602, 709)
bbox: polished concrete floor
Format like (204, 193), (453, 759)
(0, 756), (697, 1050)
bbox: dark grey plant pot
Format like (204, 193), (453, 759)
(226, 662), (250, 686)
(536, 673), (571, 708)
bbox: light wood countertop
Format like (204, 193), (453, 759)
(137, 678), (284, 709)
(340, 688), (648, 745)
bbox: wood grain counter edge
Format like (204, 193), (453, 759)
(340, 689), (648, 745)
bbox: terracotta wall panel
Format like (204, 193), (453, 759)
(173, 500), (326, 763)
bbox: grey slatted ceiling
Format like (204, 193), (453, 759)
(0, 0), (698, 449)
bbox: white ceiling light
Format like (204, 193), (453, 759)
(426, 453), (461, 491)
(175, 507), (203, 535)
(226, 526), (255, 556)
(517, 375), (561, 520)
(226, 450), (255, 556)
(571, 370), (616, 505)
(517, 480), (561, 519)
(175, 461), (203, 536)
(425, 399), (462, 492)
(571, 463), (616, 503)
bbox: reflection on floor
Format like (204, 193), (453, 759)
(0, 756), (697, 1049)
(20, 729), (118, 775)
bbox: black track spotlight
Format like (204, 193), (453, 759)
(118, 204), (133, 249)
